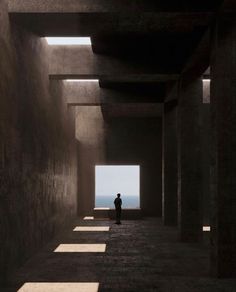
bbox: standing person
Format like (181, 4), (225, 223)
(114, 193), (122, 224)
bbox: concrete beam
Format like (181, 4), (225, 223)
(8, 1), (220, 13)
(49, 46), (180, 79)
(221, 0), (236, 12)
(62, 81), (164, 105)
(182, 29), (210, 78)
(51, 74), (179, 83)
(10, 12), (213, 36)
(102, 103), (163, 118)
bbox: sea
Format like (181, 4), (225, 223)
(95, 195), (140, 209)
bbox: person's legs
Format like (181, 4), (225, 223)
(115, 209), (119, 224)
(116, 208), (121, 224)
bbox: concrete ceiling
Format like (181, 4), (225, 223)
(8, 0), (224, 118)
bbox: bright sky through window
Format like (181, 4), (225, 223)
(45, 37), (91, 45)
(95, 165), (140, 208)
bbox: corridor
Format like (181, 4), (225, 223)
(4, 218), (236, 292)
(2, 0), (236, 287)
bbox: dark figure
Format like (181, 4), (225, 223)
(114, 193), (122, 224)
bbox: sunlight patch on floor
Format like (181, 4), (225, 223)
(83, 216), (94, 220)
(73, 226), (110, 232)
(203, 226), (211, 232)
(17, 282), (99, 292)
(54, 244), (106, 252)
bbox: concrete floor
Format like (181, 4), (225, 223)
(4, 218), (236, 292)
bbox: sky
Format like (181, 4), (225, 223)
(95, 165), (140, 197)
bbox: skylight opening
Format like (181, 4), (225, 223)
(65, 79), (99, 82)
(45, 37), (91, 45)
(73, 226), (110, 232)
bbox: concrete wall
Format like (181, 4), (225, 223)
(106, 118), (163, 216)
(162, 102), (178, 226)
(76, 109), (162, 217)
(0, 1), (77, 284)
(76, 106), (106, 215)
(201, 103), (210, 226)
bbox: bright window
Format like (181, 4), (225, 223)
(95, 165), (140, 209)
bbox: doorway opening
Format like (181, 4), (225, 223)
(95, 165), (140, 209)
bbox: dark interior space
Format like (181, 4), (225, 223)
(1, 0), (236, 291)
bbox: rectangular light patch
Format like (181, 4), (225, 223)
(54, 244), (106, 252)
(203, 226), (211, 232)
(73, 226), (110, 232)
(18, 282), (99, 292)
(83, 216), (94, 220)
(65, 79), (98, 82)
(45, 37), (91, 45)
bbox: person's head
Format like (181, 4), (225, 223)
(117, 193), (121, 198)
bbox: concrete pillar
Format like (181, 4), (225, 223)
(210, 15), (236, 277)
(162, 96), (178, 226)
(177, 76), (203, 242)
(201, 103), (211, 227)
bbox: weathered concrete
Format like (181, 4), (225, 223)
(93, 208), (142, 220)
(201, 103), (210, 226)
(75, 109), (163, 217)
(4, 218), (236, 292)
(49, 46), (180, 77)
(51, 74), (179, 83)
(9, 12), (214, 36)
(76, 106), (106, 216)
(210, 14), (236, 277)
(106, 118), (163, 217)
(8, 0), (221, 13)
(0, 1), (77, 285)
(162, 94), (178, 226)
(63, 81), (164, 105)
(177, 76), (203, 242)
(102, 103), (163, 118)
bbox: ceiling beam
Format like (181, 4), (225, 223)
(62, 81), (164, 105)
(10, 12), (213, 36)
(48, 46), (180, 77)
(8, 0), (221, 13)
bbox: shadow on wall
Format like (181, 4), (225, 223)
(0, 3), (77, 285)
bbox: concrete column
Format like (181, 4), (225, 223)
(162, 96), (178, 226)
(210, 15), (236, 277)
(201, 103), (211, 227)
(177, 76), (203, 242)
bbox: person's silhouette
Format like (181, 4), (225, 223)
(114, 193), (122, 224)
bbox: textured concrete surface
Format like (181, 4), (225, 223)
(177, 77), (203, 242)
(210, 15), (236, 277)
(2, 0), (236, 282)
(162, 99), (178, 226)
(106, 118), (163, 217)
(0, 1), (77, 284)
(8, 0), (222, 13)
(76, 106), (106, 216)
(201, 104), (210, 227)
(75, 109), (163, 217)
(63, 81), (164, 106)
(3, 218), (236, 292)
(49, 46), (177, 77)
